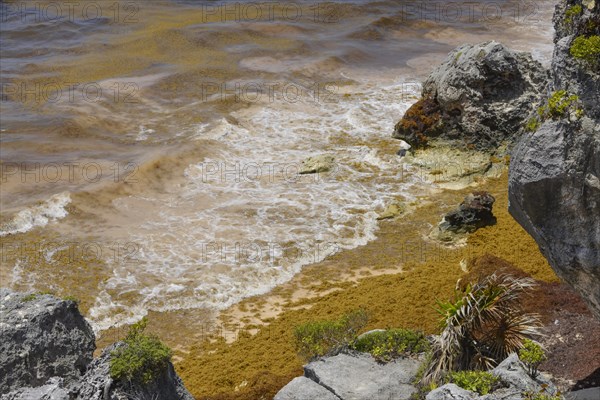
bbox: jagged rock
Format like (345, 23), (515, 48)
(487, 353), (559, 398)
(1, 377), (69, 400)
(299, 155), (335, 174)
(303, 353), (420, 400)
(426, 383), (477, 400)
(0, 289), (95, 394)
(76, 343), (194, 400)
(439, 192), (496, 234)
(509, 1), (600, 319)
(394, 41), (548, 150)
(429, 354), (560, 400)
(274, 377), (341, 400)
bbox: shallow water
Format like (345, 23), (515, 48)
(0, 0), (555, 331)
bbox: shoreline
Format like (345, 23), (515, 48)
(167, 169), (560, 399)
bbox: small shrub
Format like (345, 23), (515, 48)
(570, 35), (600, 65)
(448, 370), (499, 395)
(109, 317), (173, 384)
(546, 90), (581, 118)
(21, 293), (38, 302)
(294, 309), (368, 361)
(62, 295), (80, 304)
(565, 5), (582, 25)
(519, 339), (547, 378)
(352, 329), (430, 362)
(525, 117), (541, 132)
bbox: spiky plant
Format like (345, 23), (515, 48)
(421, 273), (541, 385)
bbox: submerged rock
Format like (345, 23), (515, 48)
(377, 201), (406, 220)
(394, 41), (548, 150)
(0, 289), (95, 394)
(299, 155), (335, 174)
(509, 0), (600, 319)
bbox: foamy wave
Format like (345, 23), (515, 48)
(0, 192), (71, 236)
(87, 79), (425, 331)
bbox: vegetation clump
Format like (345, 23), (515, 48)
(394, 97), (442, 148)
(519, 339), (547, 378)
(570, 35), (600, 65)
(447, 370), (499, 395)
(110, 317), (173, 384)
(565, 5), (583, 25)
(294, 309), (368, 361)
(421, 273), (541, 385)
(352, 328), (430, 362)
(525, 90), (584, 132)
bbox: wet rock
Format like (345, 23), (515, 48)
(299, 155), (335, 174)
(0, 289), (95, 394)
(394, 41), (548, 150)
(439, 192), (496, 234)
(377, 202), (405, 220)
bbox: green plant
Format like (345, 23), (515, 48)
(524, 387), (562, 400)
(448, 370), (499, 395)
(519, 339), (547, 377)
(109, 317), (173, 384)
(62, 295), (80, 304)
(525, 117), (541, 132)
(565, 4), (582, 25)
(421, 273), (541, 385)
(352, 328), (430, 362)
(21, 293), (38, 302)
(294, 309), (368, 361)
(570, 35), (600, 65)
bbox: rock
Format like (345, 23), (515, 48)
(304, 353), (420, 400)
(489, 353), (559, 397)
(509, 1), (600, 319)
(76, 343), (194, 400)
(274, 376), (341, 400)
(299, 155), (335, 174)
(0, 289), (95, 394)
(439, 192), (496, 234)
(1, 377), (70, 400)
(394, 41), (548, 150)
(377, 202), (405, 220)
(0, 289), (194, 400)
(428, 354), (560, 400)
(426, 383), (477, 400)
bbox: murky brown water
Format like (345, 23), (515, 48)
(0, 0), (555, 332)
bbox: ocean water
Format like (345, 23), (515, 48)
(0, 0), (555, 331)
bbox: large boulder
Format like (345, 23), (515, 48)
(0, 289), (95, 394)
(509, 0), (600, 319)
(394, 41), (548, 150)
(277, 352), (421, 400)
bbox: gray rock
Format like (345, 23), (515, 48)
(1, 378), (69, 400)
(394, 41), (548, 150)
(76, 343), (194, 400)
(304, 353), (420, 400)
(426, 383), (477, 400)
(274, 377), (341, 400)
(565, 387), (600, 400)
(509, 2), (600, 319)
(0, 289), (95, 394)
(490, 354), (559, 396)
